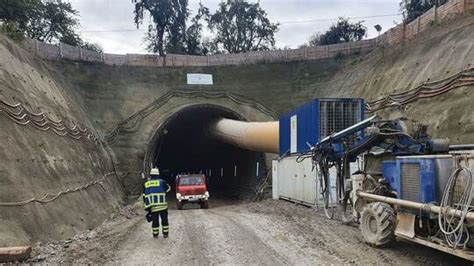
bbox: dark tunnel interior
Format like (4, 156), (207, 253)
(151, 105), (266, 200)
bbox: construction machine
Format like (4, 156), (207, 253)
(310, 115), (474, 260)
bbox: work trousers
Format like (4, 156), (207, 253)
(151, 209), (169, 236)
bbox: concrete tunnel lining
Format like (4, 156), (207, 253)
(143, 104), (267, 199)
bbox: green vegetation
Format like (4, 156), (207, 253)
(132, 0), (279, 55)
(133, 0), (189, 56)
(206, 0), (279, 54)
(307, 17), (366, 46)
(0, 0), (102, 51)
(400, 0), (448, 23)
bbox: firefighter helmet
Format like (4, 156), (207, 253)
(150, 168), (160, 176)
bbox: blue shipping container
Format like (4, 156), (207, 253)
(279, 98), (364, 156)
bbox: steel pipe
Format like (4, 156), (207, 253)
(210, 118), (279, 154)
(450, 144), (474, 151)
(357, 191), (474, 223)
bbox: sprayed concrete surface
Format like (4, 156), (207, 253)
(30, 199), (470, 265)
(0, 36), (125, 246)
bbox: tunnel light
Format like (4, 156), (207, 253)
(234, 165), (237, 177)
(221, 168), (224, 177)
(256, 162), (260, 178)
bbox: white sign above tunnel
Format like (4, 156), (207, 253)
(187, 73), (213, 85)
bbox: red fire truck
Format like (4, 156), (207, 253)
(175, 174), (209, 210)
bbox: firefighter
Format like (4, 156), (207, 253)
(143, 168), (171, 238)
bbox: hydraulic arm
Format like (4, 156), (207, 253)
(309, 115), (449, 217)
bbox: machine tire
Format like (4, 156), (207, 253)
(177, 201), (183, 210)
(201, 200), (209, 209)
(360, 202), (396, 247)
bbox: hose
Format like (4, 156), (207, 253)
(296, 152), (313, 163)
(438, 166), (474, 248)
(0, 172), (123, 207)
(365, 68), (474, 113)
(0, 99), (98, 143)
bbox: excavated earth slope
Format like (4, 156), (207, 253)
(0, 36), (125, 246)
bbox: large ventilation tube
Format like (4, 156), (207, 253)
(210, 118), (279, 154)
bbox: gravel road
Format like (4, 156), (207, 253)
(30, 199), (471, 265)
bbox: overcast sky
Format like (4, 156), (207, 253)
(67, 0), (402, 54)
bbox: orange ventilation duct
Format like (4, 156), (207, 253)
(210, 119), (279, 154)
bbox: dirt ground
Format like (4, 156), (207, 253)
(29, 199), (471, 265)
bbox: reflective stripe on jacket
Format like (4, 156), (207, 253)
(143, 178), (171, 212)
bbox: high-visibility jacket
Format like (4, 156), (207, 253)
(143, 177), (171, 212)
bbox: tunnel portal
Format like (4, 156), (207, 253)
(149, 105), (266, 199)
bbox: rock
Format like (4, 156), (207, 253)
(32, 254), (46, 262)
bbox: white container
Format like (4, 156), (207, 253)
(273, 156), (318, 206)
(273, 156), (361, 207)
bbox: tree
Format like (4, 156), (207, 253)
(81, 42), (103, 53)
(28, 1), (80, 45)
(0, 0), (100, 49)
(400, 0), (448, 23)
(164, 0), (188, 54)
(133, 0), (189, 56)
(206, 0), (279, 54)
(308, 17), (366, 46)
(184, 3), (210, 55)
(0, 0), (41, 40)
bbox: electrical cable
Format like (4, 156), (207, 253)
(74, 14), (402, 34)
(0, 172), (124, 207)
(0, 99), (98, 143)
(365, 68), (474, 113)
(438, 166), (473, 248)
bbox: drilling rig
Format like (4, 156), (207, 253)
(274, 98), (474, 260)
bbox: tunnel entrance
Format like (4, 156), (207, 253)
(147, 104), (266, 200)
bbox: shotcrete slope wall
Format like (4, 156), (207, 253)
(0, 36), (125, 246)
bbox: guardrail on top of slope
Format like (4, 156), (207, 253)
(365, 67), (474, 113)
(0, 99), (99, 143)
(104, 89), (279, 144)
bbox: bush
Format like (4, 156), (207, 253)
(0, 23), (25, 41)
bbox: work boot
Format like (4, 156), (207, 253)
(153, 234), (159, 238)
(163, 233), (168, 238)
